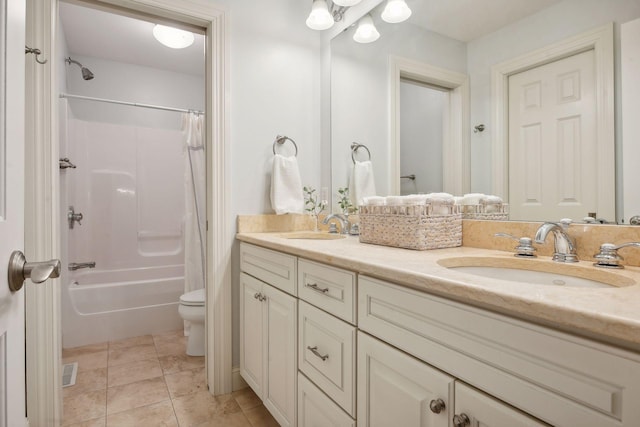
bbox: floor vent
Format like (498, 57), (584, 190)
(62, 362), (78, 388)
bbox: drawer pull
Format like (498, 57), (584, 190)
(253, 292), (266, 302)
(306, 283), (329, 293)
(453, 413), (470, 427)
(307, 346), (329, 361)
(429, 398), (446, 414)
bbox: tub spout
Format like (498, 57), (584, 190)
(68, 262), (96, 271)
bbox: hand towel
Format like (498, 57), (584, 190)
(349, 160), (377, 206)
(270, 154), (304, 215)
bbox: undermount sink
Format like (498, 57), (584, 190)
(279, 231), (346, 240)
(438, 257), (636, 289)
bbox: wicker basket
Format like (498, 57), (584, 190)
(461, 203), (509, 220)
(358, 204), (462, 251)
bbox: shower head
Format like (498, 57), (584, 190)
(65, 57), (94, 81)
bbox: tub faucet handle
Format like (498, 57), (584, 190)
(68, 206), (83, 229)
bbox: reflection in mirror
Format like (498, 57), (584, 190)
(329, 0), (640, 224)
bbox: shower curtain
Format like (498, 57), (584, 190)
(183, 112), (206, 329)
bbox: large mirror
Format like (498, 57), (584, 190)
(329, 0), (640, 223)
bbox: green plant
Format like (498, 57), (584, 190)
(337, 187), (357, 215)
(303, 186), (326, 216)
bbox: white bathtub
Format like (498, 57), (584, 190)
(62, 265), (185, 348)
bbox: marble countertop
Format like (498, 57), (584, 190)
(236, 232), (640, 352)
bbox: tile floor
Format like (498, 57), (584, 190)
(62, 330), (278, 426)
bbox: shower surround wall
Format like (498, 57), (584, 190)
(63, 108), (186, 347)
(60, 54), (204, 348)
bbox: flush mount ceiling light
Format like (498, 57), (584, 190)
(381, 0), (412, 23)
(153, 24), (195, 49)
(332, 0), (362, 6)
(306, 0), (335, 30)
(353, 14), (380, 43)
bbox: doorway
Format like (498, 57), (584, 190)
(25, 0), (230, 424)
(399, 79), (447, 195)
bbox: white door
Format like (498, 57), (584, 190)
(508, 50), (607, 222)
(357, 332), (453, 427)
(453, 382), (547, 427)
(0, 0), (26, 425)
(622, 18), (640, 224)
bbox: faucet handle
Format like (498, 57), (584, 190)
(594, 242), (640, 269)
(494, 233), (537, 257)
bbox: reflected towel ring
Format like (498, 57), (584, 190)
(351, 142), (371, 164)
(273, 135), (298, 157)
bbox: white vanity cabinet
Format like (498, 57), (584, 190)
(238, 240), (640, 427)
(239, 243), (298, 427)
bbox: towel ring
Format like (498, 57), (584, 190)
(273, 135), (298, 157)
(351, 142), (371, 164)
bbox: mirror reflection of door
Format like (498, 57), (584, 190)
(400, 79), (448, 196)
(508, 50), (598, 221)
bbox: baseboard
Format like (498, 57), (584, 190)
(232, 366), (248, 391)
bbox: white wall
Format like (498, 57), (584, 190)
(331, 20), (466, 203)
(65, 54), (204, 130)
(467, 0), (640, 208)
(399, 81), (445, 195)
(210, 0), (323, 367)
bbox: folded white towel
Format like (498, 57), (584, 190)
(349, 160), (377, 206)
(270, 154), (304, 215)
(363, 196), (386, 206)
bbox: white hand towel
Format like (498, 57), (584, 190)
(271, 154), (304, 215)
(349, 160), (377, 206)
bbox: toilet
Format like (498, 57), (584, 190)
(178, 288), (206, 356)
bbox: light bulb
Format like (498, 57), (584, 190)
(353, 14), (380, 43)
(381, 0), (412, 23)
(332, 0), (362, 6)
(306, 0), (334, 31)
(152, 24), (195, 49)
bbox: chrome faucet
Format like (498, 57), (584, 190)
(68, 262), (96, 271)
(534, 221), (578, 263)
(323, 214), (350, 235)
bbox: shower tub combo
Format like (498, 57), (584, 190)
(62, 265), (184, 348)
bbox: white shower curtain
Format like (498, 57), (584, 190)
(183, 112), (206, 333)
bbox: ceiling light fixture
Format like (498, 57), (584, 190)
(306, 0), (335, 30)
(353, 14), (380, 43)
(153, 24), (195, 49)
(381, 0), (412, 23)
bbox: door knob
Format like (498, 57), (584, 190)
(8, 250), (61, 292)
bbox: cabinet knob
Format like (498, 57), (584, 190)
(453, 413), (470, 427)
(429, 398), (446, 414)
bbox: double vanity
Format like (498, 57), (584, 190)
(237, 219), (640, 427)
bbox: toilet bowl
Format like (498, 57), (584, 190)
(178, 288), (205, 356)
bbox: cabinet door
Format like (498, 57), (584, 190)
(263, 283), (297, 427)
(358, 332), (454, 427)
(453, 382), (548, 427)
(298, 373), (356, 427)
(239, 273), (264, 397)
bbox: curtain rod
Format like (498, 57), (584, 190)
(59, 93), (204, 115)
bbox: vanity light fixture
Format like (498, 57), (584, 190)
(153, 24), (195, 49)
(381, 0), (412, 23)
(332, 0), (362, 6)
(306, 0), (335, 30)
(353, 14), (380, 43)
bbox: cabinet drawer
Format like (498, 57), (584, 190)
(298, 259), (356, 324)
(358, 275), (640, 427)
(240, 242), (297, 295)
(298, 373), (355, 427)
(299, 301), (356, 417)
